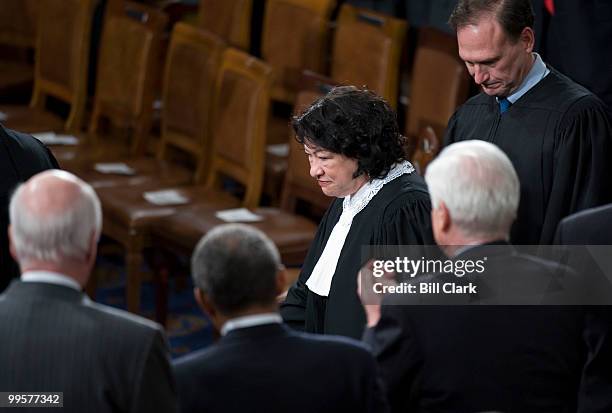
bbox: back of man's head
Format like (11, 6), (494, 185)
(425, 140), (519, 240)
(191, 223), (281, 317)
(449, 0), (534, 42)
(9, 170), (102, 271)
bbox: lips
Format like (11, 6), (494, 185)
(317, 181), (331, 187)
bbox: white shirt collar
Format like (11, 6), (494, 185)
(21, 270), (82, 291)
(501, 52), (550, 104)
(220, 313), (283, 336)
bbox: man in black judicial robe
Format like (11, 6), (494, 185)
(361, 140), (612, 413)
(0, 124), (58, 291)
(444, 0), (612, 244)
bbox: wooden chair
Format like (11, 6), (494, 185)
(405, 27), (469, 159)
(93, 48), (272, 313)
(0, 0), (38, 94)
(411, 126), (441, 175)
(89, 8), (167, 154)
(261, 0), (335, 104)
(53, 5), (170, 172)
(70, 21), (224, 190)
(197, 0), (252, 50)
(150, 90), (330, 325)
(0, 0), (95, 133)
(261, 5), (406, 201)
(330, 4), (406, 108)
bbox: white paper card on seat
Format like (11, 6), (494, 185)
(143, 189), (189, 206)
(94, 162), (135, 175)
(215, 208), (263, 222)
(0, 111), (7, 121)
(266, 143), (290, 157)
(32, 131), (79, 145)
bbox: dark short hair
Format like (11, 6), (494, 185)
(448, 0), (534, 42)
(292, 86), (407, 180)
(191, 224), (280, 316)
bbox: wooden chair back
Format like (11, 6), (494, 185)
(405, 27), (469, 146)
(197, 0), (252, 50)
(89, 7), (168, 154)
(0, 0), (38, 48)
(331, 4), (406, 108)
(158, 22), (225, 182)
(411, 125), (441, 175)
(30, 0), (96, 132)
(280, 91), (332, 212)
(206, 48), (273, 209)
(123, 1), (170, 31)
(261, 0), (335, 103)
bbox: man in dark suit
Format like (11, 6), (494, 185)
(0, 170), (178, 413)
(174, 223), (388, 413)
(1, 123), (59, 291)
(361, 140), (612, 412)
(554, 203), (612, 245)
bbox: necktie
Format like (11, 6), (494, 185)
(544, 0), (555, 15)
(499, 97), (512, 114)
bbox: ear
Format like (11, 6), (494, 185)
(431, 201), (451, 244)
(520, 27), (535, 53)
(194, 287), (216, 318)
(439, 202), (451, 232)
(7, 225), (18, 261)
(85, 230), (98, 268)
(275, 265), (287, 296)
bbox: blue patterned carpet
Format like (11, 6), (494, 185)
(93, 255), (214, 359)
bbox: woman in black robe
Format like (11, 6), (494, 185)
(280, 86), (434, 339)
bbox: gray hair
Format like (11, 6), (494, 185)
(425, 140), (519, 238)
(191, 223), (281, 315)
(9, 171), (102, 264)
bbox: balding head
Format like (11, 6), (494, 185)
(9, 170), (101, 279)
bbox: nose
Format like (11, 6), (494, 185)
(309, 157), (323, 179)
(472, 65), (489, 85)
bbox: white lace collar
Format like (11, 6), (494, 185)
(343, 160), (415, 215)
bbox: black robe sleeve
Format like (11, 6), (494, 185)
(376, 195), (434, 246)
(363, 306), (422, 413)
(280, 199), (342, 331)
(542, 97), (612, 243)
(1, 125), (59, 291)
(443, 110), (460, 147)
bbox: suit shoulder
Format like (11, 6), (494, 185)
(85, 300), (163, 337)
(514, 253), (577, 278)
(557, 204), (612, 244)
(173, 346), (217, 372)
(562, 204), (612, 227)
(290, 330), (374, 359)
(1, 124), (59, 169)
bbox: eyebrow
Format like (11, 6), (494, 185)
(464, 55), (501, 65)
(304, 146), (325, 154)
